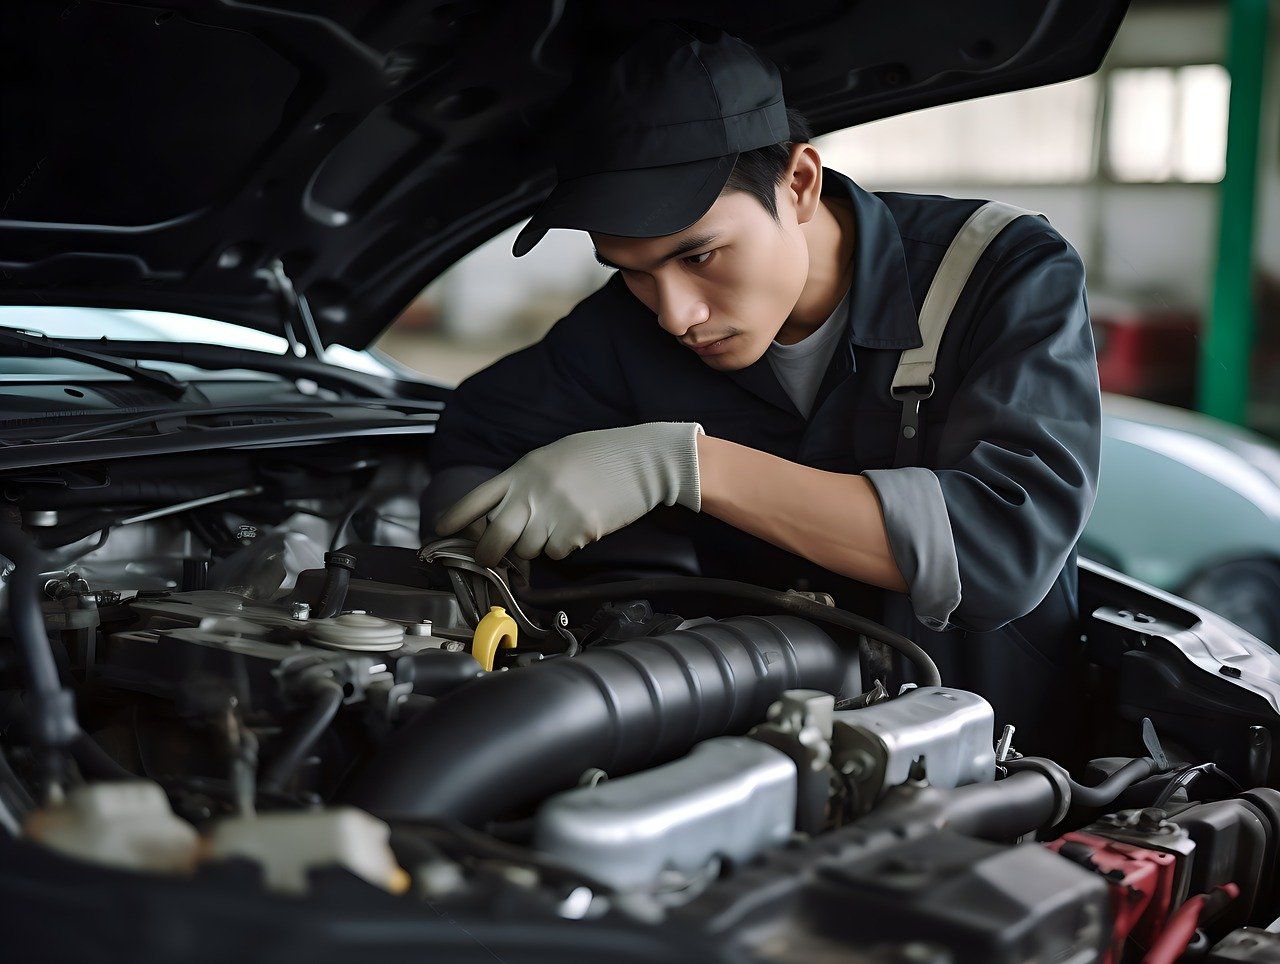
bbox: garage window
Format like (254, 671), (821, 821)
(815, 76), (1099, 186)
(1105, 64), (1230, 183)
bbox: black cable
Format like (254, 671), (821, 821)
(259, 679), (344, 793)
(0, 522), (79, 793)
(448, 568), (481, 627)
(1152, 762), (1241, 810)
(519, 576), (943, 687)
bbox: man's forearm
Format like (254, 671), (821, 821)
(696, 435), (907, 592)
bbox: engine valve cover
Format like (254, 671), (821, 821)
(832, 686), (996, 809)
(533, 736), (797, 892)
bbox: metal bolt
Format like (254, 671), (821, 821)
(405, 619), (433, 637)
(290, 601), (311, 621)
(443, 640), (465, 653)
(995, 724), (1016, 763)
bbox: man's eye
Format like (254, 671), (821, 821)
(684, 251), (713, 266)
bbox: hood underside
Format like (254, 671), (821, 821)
(0, 0), (1129, 349)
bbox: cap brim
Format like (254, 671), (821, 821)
(512, 152), (738, 257)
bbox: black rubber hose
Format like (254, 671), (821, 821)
(1003, 756), (1159, 810)
(518, 577), (942, 688)
(260, 679), (344, 794)
(943, 771), (1061, 840)
(344, 615), (851, 825)
(0, 522), (79, 790)
(313, 551), (355, 619)
(1067, 757), (1158, 807)
(394, 651), (483, 698)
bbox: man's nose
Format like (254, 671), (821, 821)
(654, 278), (710, 338)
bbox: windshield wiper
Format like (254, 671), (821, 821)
(27, 400), (441, 445)
(0, 328), (189, 399)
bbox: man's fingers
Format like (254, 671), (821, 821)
(436, 474), (509, 536)
(544, 527), (588, 561)
(512, 520), (550, 561)
(473, 501), (529, 568)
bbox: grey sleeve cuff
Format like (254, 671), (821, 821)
(863, 467), (962, 631)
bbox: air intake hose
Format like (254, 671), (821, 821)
(344, 615), (852, 825)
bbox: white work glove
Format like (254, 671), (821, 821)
(436, 422), (704, 566)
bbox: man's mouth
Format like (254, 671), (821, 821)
(686, 334), (737, 357)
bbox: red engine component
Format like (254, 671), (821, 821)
(1045, 831), (1179, 962)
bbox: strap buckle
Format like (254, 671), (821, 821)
(891, 379), (935, 442)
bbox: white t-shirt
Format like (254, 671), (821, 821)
(766, 283), (852, 417)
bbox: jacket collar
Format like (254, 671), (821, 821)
(825, 167), (922, 351)
(725, 167), (922, 416)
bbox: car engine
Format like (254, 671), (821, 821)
(4, 456), (1280, 963)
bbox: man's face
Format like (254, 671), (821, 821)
(590, 182), (811, 371)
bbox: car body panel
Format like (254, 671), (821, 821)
(1084, 394), (1280, 591)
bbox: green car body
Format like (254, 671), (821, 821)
(1085, 393), (1280, 645)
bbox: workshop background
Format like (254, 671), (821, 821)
(378, 0), (1280, 436)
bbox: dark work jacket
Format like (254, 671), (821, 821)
(427, 167), (1102, 761)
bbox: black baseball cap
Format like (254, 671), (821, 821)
(512, 20), (789, 257)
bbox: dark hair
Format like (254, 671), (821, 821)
(721, 106), (813, 220)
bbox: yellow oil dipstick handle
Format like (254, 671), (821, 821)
(472, 606), (518, 671)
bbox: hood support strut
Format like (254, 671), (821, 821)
(261, 260), (324, 360)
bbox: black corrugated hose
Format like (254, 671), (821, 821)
(518, 576), (943, 687)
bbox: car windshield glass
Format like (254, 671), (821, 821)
(0, 307), (395, 379)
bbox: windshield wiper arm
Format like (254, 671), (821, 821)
(0, 328), (189, 399)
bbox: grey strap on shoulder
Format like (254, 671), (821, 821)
(891, 200), (1043, 468)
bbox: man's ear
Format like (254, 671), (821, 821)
(784, 143), (824, 226)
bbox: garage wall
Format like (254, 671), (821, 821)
(838, 2), (1280, 311)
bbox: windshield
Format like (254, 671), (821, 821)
(0, 306), (396, 378)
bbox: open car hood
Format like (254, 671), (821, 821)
(0, 0), (1129, 349)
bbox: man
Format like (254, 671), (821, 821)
(425, 21), (1101, 759)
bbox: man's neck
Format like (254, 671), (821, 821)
(775, 195), (856, 346)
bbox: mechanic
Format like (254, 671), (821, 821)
(423, 21), (1101, 760)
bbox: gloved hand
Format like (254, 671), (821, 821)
(436, 422), (704, 566)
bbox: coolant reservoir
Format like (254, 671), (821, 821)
(205, 807), (408, 895)
(24, 781), (198, 874)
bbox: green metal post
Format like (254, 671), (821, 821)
(1198, 0), (1271, 424)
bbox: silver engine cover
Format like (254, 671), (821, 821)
(533, 736), (796, 892)
(833, 686), (996, 803)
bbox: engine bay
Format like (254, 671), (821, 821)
(5, 448), (1280, 962)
